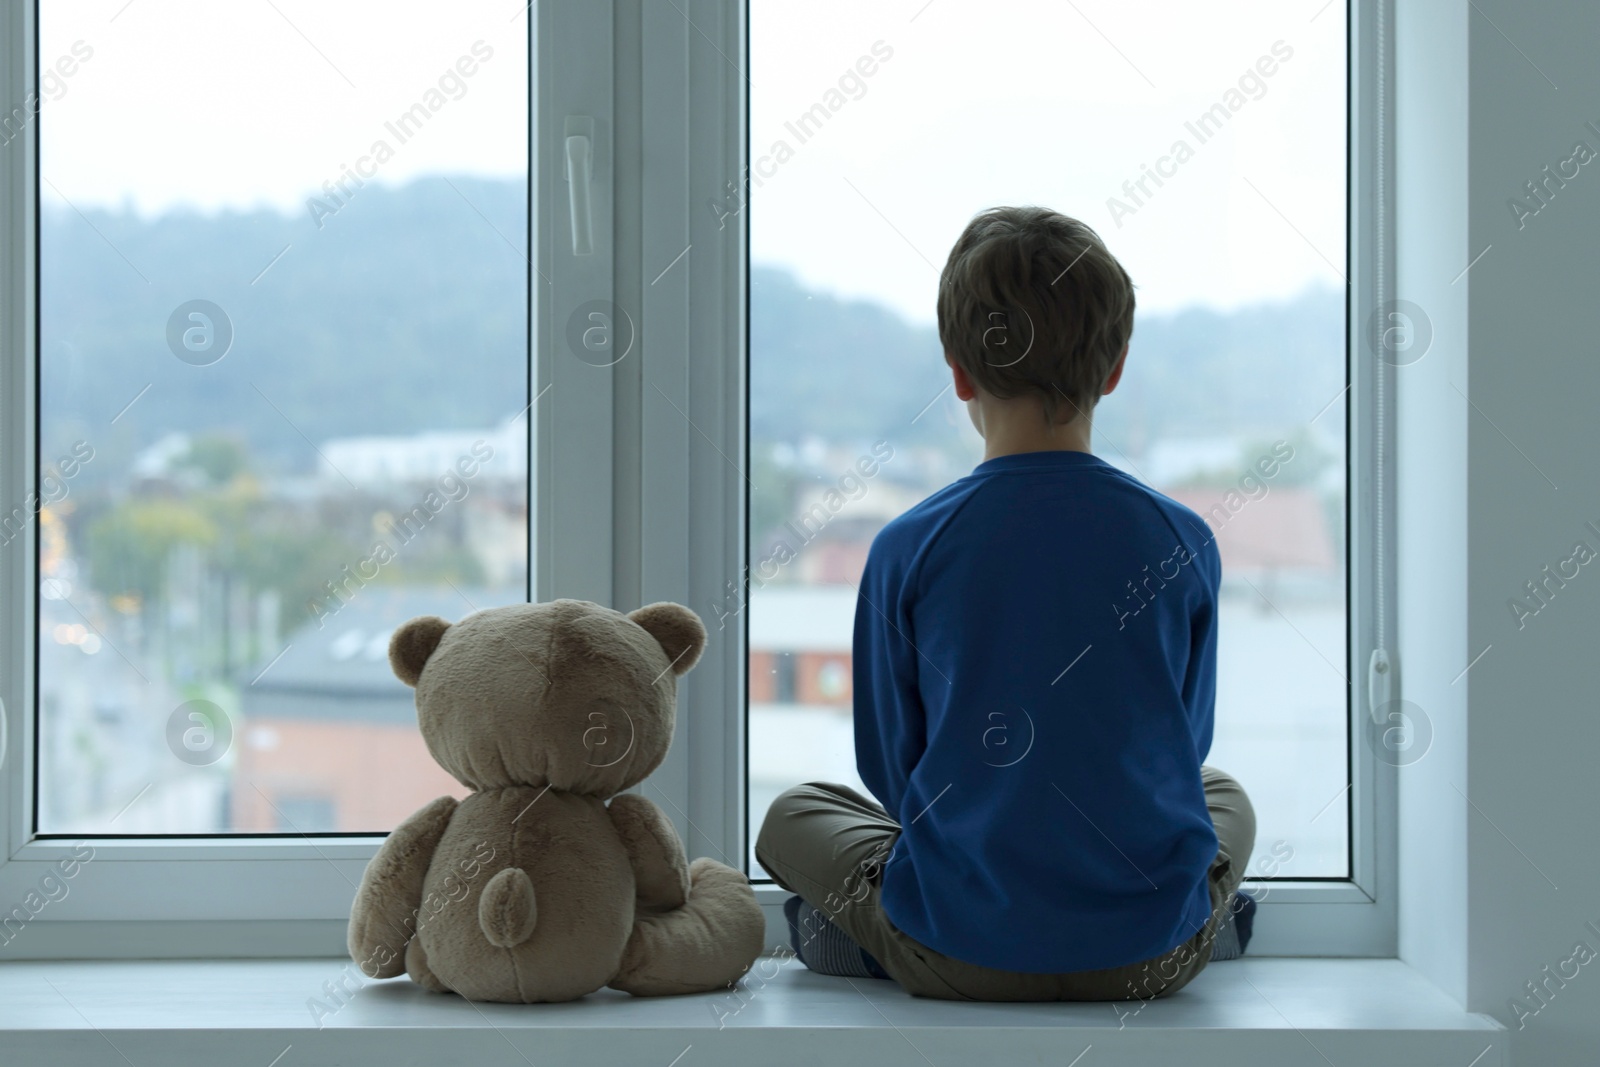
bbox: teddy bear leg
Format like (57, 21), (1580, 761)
(609, 857), (767, 997)
(406, 936), (452, 994)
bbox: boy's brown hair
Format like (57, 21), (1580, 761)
(937, 206), (1135, 423)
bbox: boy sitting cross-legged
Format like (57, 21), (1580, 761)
(755, 206), (1257, 1002)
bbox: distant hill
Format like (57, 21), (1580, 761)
(749, 266), (1346, 454)
(42, 176), (528, 479)
(41, 176), (1345, 482)
(1105, 286), (1346, 451)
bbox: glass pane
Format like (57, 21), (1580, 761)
(37, 0), (531, 834)
(748, 1), (1348, 877)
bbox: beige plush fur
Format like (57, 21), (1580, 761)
(346, 599), (766, 1002)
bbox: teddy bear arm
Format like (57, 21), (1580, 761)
(607, 793), (690, 912)
(348, 795), (458, 978)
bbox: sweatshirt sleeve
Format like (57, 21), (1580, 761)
(851, 537), (926, 817)
(1181, 535), (1222, 764)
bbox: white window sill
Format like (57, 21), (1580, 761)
(4, 956), (1504, 1067)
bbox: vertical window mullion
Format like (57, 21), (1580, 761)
(536, 0), (615, 605)
(630, 0), (746, 867)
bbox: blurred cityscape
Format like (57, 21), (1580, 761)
(38, 418), (527, 834)
(745, 239), (1351, 879)
(745, 423), (1349, 878)
(38, 176), (1349, 879)
(38, 171), (532, 835)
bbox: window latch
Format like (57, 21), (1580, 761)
(564, 116), (594, 255)
(1367, 647), (1392, 725)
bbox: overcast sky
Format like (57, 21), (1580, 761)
(38, 0), (529, 212)
(750, 0), (1347, 320)
(39, 0), (1345, 322)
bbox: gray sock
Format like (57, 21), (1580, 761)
(1209, 891), (1257, 961)
(784, 895), (889, 979)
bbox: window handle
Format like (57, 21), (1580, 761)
(1367, 647), (1391, 725)
(564, 121), (594, 255)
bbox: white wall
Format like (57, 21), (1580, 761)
(1399, 2), (1600, 1062)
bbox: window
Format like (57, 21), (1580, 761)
(1, 0), (1393, 958)
(747, 0), (1355, 882)
(35, 0), (529, 836)
(0, 0), (619, 944)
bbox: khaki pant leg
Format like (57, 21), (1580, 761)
(1201, 764), (1258, 905)
(753, 781), (977, 999)
(754, 770), (1257, 1002)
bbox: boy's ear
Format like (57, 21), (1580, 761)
(1102, 342), (1131, 396)
(390, 615), (451, 687)
(629, 602), (707, 676)
(947, 356), (978, 402)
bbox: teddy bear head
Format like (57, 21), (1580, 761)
(387, 599), (707, 797)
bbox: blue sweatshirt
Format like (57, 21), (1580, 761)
(853, 449), (1221, 974)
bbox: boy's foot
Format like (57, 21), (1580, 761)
(1208, 890), (1258, 961)
(783, 894), (892, 979)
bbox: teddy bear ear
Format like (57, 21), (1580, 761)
(389, 615), (451, 687)
(628, 602), (707, 676)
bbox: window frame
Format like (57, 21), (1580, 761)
(0, 0), (1396, 959)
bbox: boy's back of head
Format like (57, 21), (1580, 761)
(938, 206), (1136, 423)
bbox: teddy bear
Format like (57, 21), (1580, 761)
(346, 598), (767, 1002)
